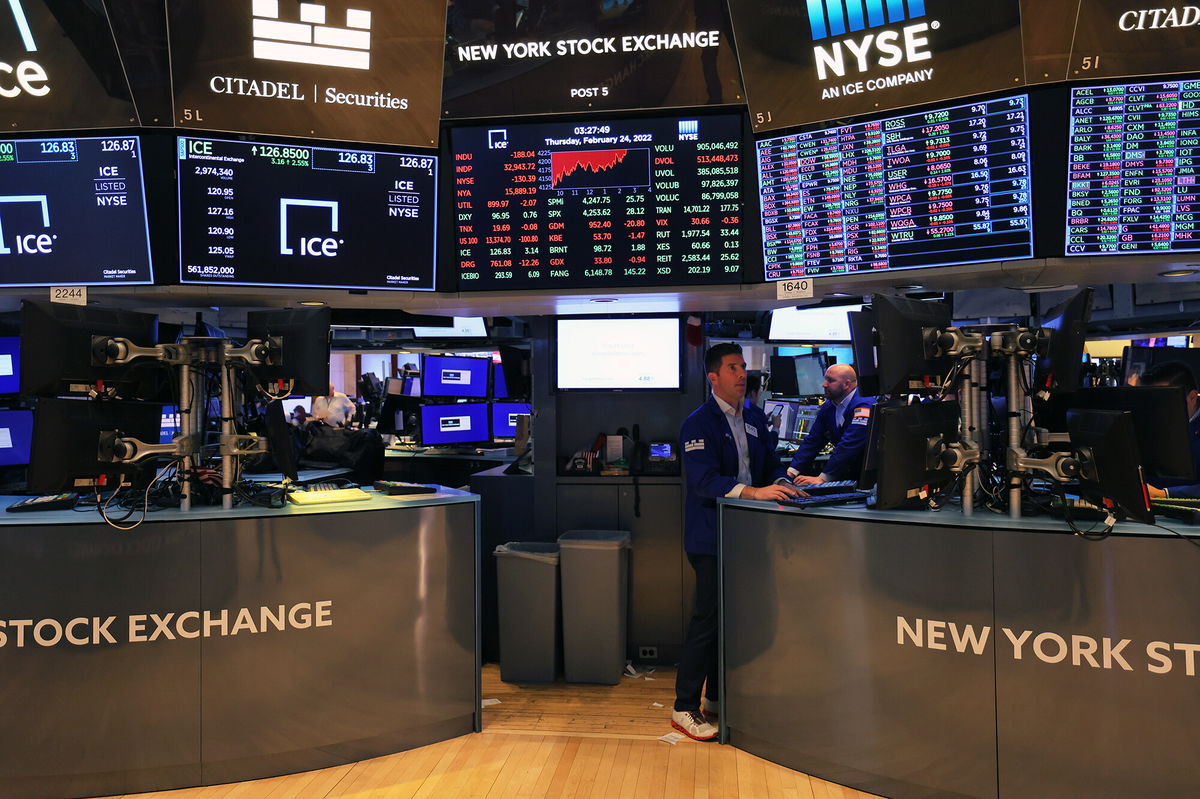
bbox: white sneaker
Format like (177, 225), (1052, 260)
(671, 709), (719, 741)
(702, 697), (719, 719)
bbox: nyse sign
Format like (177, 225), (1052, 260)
(169, 0), (443, 146)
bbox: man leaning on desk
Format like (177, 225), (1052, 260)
(788, 364), (875, 485)
(1142, 361), (1200, 500)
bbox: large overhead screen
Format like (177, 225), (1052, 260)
(451, 113), (746, 290)
(1066, 80), (1200, 256)
(442, 0), (743, 118)
(178, 135), (437, 290)
(167, 0), (444, 146)
(758, 95), (1033, 280)
(727, 0), (1024, 131)
(0, 135), (153, 286)
(1, 0), (137, 130)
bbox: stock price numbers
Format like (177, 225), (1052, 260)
(451, 115), (745, 290)
(758, 96), (1034, 279)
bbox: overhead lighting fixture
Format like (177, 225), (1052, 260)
(1158, 269), (1199, 278)
(893, 284), (924, 291)
(589, 297), (618, 303)
(298, 300), (327, 306)
(827, 292), (854, 298)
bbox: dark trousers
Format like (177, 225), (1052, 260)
(674, 552), (719, 712)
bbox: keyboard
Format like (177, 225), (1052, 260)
(1152, 501), (1200, 525)
(795, 480), (859, 495)
(374, 480), (438, 495)
(779, 492), (869, 509)
(6, 492), (78, 512)
(287, 483), (372, 505)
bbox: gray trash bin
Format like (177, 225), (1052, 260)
(493, 542), (560, 682)
(558, 529), (631, 684)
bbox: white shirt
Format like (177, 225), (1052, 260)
(312, 393), (356, 426)
(713, 394), (752, 498)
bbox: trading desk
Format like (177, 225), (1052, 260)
(384, 446), (514, 486)
(718, 499), (1200, 799)
(0, 489), (479, 799)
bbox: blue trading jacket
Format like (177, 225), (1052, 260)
(681, 395), (787, 555)
(1158, 413), (1200, 500)
(788, 389), (876, 481)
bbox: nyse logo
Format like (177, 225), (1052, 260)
(809, 0), (934, 80)
(1, 0), (50, 98)
(0, 195), (55, 255)
(252, 0), (372, 70)
(279, 198), (341, 257)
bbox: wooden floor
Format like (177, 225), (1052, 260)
(103, 665), (882, 799)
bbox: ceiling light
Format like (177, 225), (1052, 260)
(827, 292), (854, 298)
(298, 300), (327, 306)
(589, 297), (618, 303)
(893, 284), (924, 291)
(1158, 269), (1199, 278)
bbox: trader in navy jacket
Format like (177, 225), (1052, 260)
(673, 343), (799, 742)
(788, 363), (875, 485)
(1142, 361), (1200, 501)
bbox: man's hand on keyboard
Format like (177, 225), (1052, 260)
(792, 475), (823, 486)
(743, 483), (803, 501)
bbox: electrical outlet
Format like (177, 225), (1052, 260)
(638, 646), (658, 660)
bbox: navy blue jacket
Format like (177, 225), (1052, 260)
(788, 389), (875, 480)
(682, 395), (787, 555)
(1157, 413), (1200, 500)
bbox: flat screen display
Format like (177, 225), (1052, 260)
(0, 135), (153, 286)
(0, 337), (19, 394)
(492, 402), (532, 438)
(763, 399), (798, 442)
(769, 305), (862, 341)
(0, 409), (33, 466)
(1066, 80), (1200, 255)
(451, 113), (745, 289)
(178, 135), (437, 289)
(421, 355), (490, 398)
(159, 409), (181, 445)
(758, 95), (1033, 279)
(419, 403), (490, 446)
(795, 355), (827, 396)
(556, 317), (681, 390)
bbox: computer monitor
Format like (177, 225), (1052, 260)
(869, 400), (961, 510)
(1035, 387), (1194, 482)
(0, 337), (19, 394)
(498, 346), (531, 399)
(764, 399), (798, 443)
(492, 359), (508, 401)
(491, 402), (532, 439)
(377, 395), (422, 436)
(768, 305), (862, 342)
(794, 353), (826, 397)
(20, 300), (159, 397)
(1033, 288), (1094, 394)
(358, 373), (384, 404)
(28, 398), (162, 492)
(159, 408), (181, 445)
(1067, 408), (1153, 525)
(418, 403), (491, 447)
(769, 356), (799, 397)
(873, 294), (952, 396)
(848, 309), (880, 397)
(422, 355), (490, 399)
(245, 307), (331, 396)
(0, 410), (33, 467)
(555, 317), (683, 391)
(264, 399), (299, 482)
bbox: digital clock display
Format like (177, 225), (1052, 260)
(178, 136), (438, 290)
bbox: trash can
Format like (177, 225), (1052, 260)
(493, 542), (560, 682)
(558, 529), (632, 684)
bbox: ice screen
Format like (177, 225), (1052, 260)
(420, 403), (490, 446)
(0, 136), (153, 286)
(757, 95), (1033, 279)
(491, 402), (531, 438)
(451, 113), (745, 289)
(556, 317), (681, 390)
(178, 136), (437, 289)
(0, 410), (33, 466)
(1066, 80), (1200, 255)
(421, 355), (490, 398)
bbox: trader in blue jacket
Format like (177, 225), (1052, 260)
(788, 363), (875, 485)
(1142, 361), (1200, 500)
(673, 343), (799, 741)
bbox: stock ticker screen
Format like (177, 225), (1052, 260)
(178, 136), (438, 290)
(450, 114), (746, 290)
(1066, 80), (1200, 256)
(757, 95), (1034, 279)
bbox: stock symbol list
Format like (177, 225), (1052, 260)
(451, 115), (746, 290)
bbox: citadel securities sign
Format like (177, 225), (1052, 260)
(1066, 0), (1200, 79)
(168, 0), (444, 146)
(1, 0), (136, 130)
(726, 0), (1023, 131)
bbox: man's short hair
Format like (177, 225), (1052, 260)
(705, 342), (743, 374)
(1141, 361), (1198, 393)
